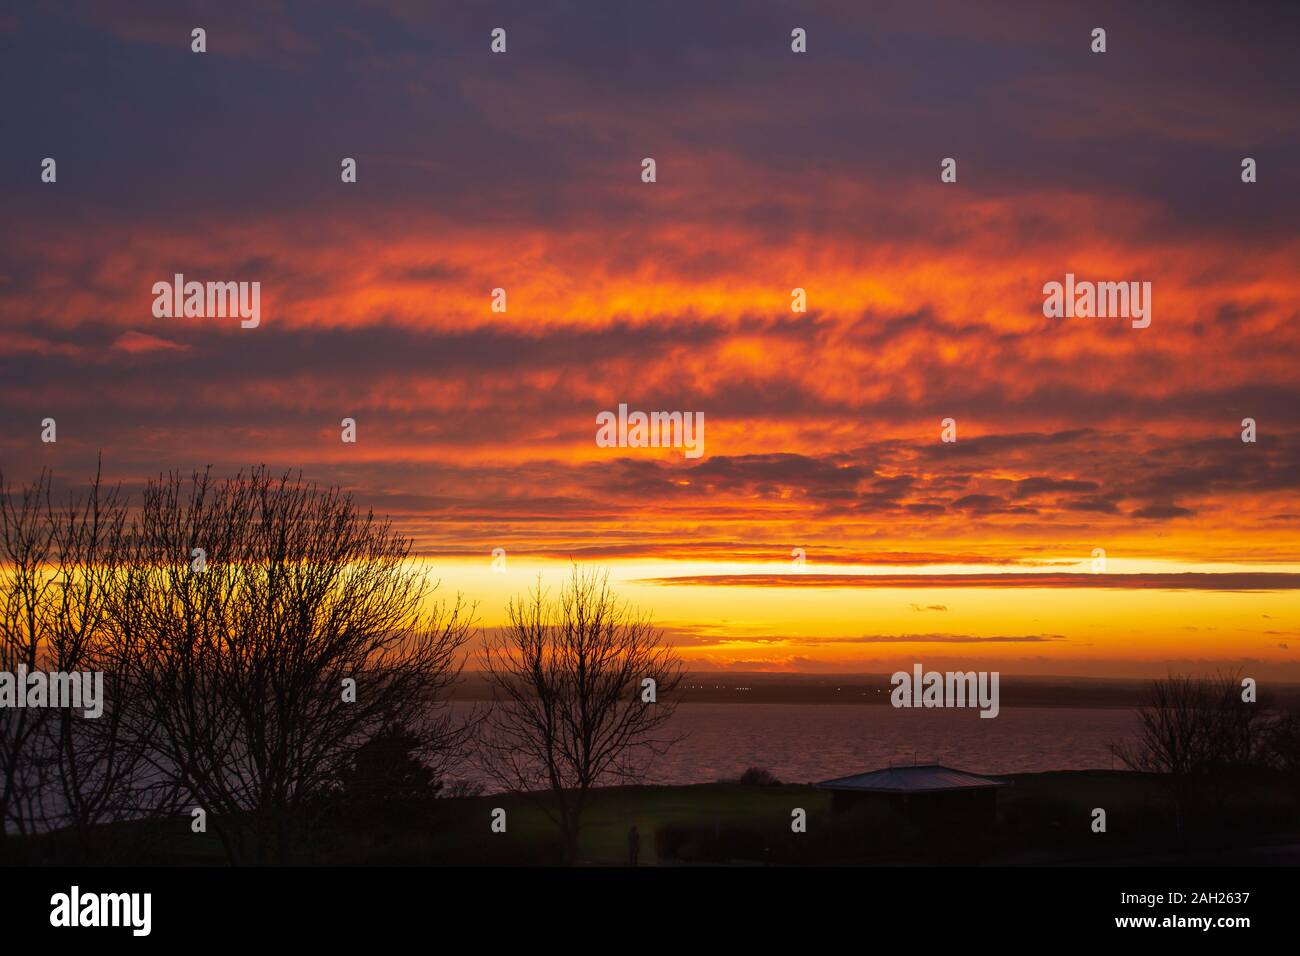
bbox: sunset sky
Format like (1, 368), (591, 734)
(2, 1), (1298, 678)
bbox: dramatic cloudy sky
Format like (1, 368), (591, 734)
(2, 1), (1298, 676)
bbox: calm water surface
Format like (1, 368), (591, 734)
(635, 703), (1140, 784)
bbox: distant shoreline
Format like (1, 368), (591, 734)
(449, 672), (1300, 710)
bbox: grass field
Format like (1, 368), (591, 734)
(9, 770), (1299, 866)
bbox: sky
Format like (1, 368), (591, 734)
(2, 1), (1298, 678)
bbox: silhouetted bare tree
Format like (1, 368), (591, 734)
(0, 466), (169, 859)
(478, 567), (684, 864)
(41, 467), (178, 855)
(114, 467), (475, 864)
(0, 469), (59, 841)
(1114, 673), (1270, 839)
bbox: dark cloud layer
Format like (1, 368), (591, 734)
(1, 0), (1297, 577)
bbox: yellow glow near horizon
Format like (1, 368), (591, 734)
(415, 556), (1300, 679)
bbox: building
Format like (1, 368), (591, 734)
(815, 764), (1008, 833)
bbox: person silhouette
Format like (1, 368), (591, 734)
(627, 825), (641, 866)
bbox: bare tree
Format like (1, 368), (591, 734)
(1264, 709), (1300, 806)
(38, 466), (177, 856)
(1, 466), (165, 858)
(0, 469), (59, 841)
(116, 467), (476, 864)
(1114, 673), (1270, 839)
(478, 567), (685, 864)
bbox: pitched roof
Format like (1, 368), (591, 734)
(815, 764), (1008, 793)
